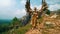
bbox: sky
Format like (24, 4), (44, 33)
(0, 0), (60, 19)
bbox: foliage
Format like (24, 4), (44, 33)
(0, 17), (22, 34)
(0, 23), (10, 33)
(46, 9), (50, 15)
(11, 17), (22, 27)
(2, 23), (32, 34)
(13, 23), (32, 34)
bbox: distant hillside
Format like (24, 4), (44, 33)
(50, 9), (60, 15)
(0, 19), (11, 25)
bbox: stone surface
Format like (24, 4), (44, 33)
(25, 15), (60, 34)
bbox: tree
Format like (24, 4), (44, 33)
(12, 17), (23, 27)
(46, 9), (50, 15)
(13, 17), (18, 21)
(11, 17), (20, 27)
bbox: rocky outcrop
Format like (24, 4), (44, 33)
(25, 15), (60, 34)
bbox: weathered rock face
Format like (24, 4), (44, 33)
(22, 14), (31, 26)
(25, 15), (60, 34)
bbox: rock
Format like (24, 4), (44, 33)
(50, 14), (58, 18)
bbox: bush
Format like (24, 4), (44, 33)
(46, 9), (50, 15)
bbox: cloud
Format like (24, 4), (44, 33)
(20, 0), (26, 5)
(0, 0), (16, 7)
(10, 9), (26, 19)
(48, 4), (60, 11)
(0, 9), (26, 19)
(14, 9), (26, 18)
(46, 0), (60, 5)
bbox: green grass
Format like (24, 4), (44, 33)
(14, 24), (32, 34)
(2, 23), (32, 34)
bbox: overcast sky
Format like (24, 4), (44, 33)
(0, 0), (60, 19)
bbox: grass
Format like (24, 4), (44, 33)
(1, 23), (32, 34)
(14, 23), (32, 34)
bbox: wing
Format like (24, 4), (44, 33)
(25, 0), (32, 13)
